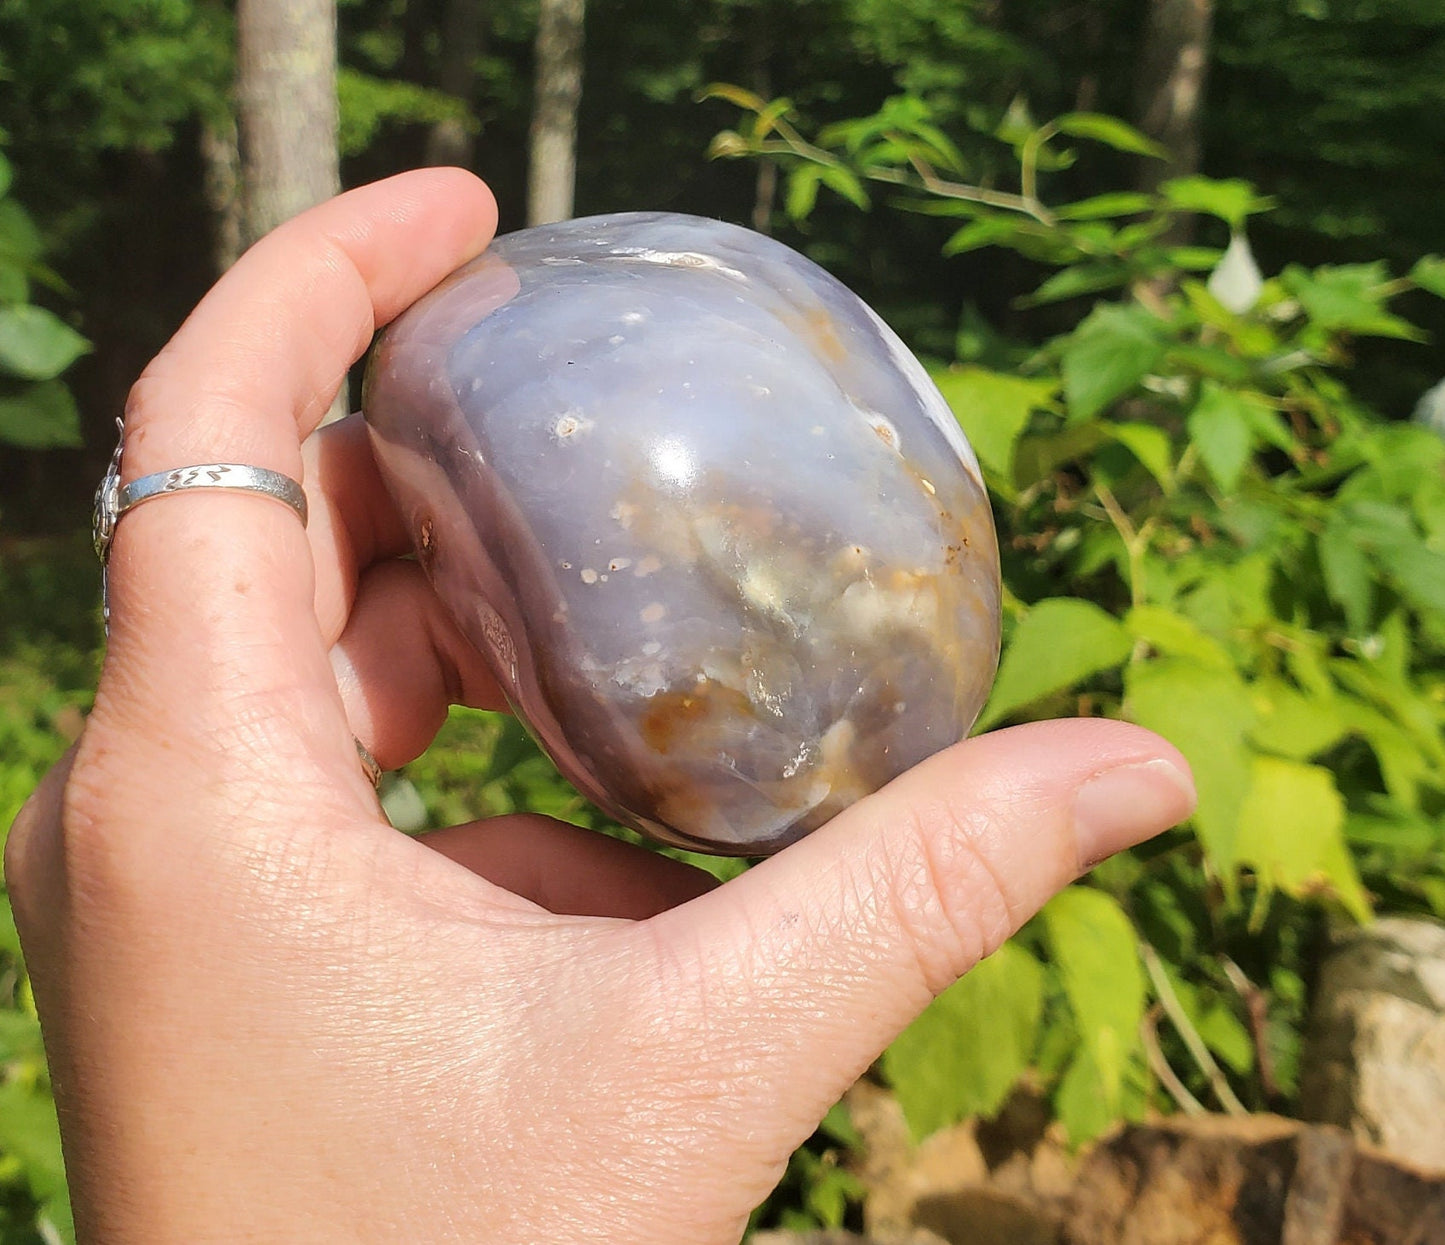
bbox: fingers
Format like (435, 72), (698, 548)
(303, 413), (413, 645)
(421, 814), (719, 919)
(90, 172), (496, 813)
(331, 559), (506, 769)
(648, 719), (1194, 1119)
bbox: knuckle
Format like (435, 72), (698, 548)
(884, 792), (1020, 996)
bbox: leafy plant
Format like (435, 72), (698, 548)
(712, 91), (1445, 1148)
(0, 149), (88, 453)
(0, 541), (100, 1244)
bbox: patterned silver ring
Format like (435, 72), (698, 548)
(116, 463), (307, 530)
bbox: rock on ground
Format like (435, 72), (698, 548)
(1300, 917), (1445, 1168)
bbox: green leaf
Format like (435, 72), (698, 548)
(1236, 757), (1371, 922)
(1012, 421), (1111, 488)
(817, 164), (869, 211)
(1043, 887), (1145, 1115)
(1109, 422), (1174, 491)
(1408, 255), (1445, 299)
(1248, 679), (1346, 761)
(1318, 518), (1374, 633)
(0, 199), (45, 265)
(0, 151), (12, 200)
(1166, 245), (1226, 271)
(977, 598), (1133, 730)
(1126, 658), (1256, 879)
(785, 165), (822, 221)
(336, 68), (472, 158)
(1160, 177), (1274, 228)
(0, 379), (83, 449)
(1061, 304), (1167, 423)
(1055, 191), (1155, 221)
(0, 305), (90, 380)
(1187, 382), (1257, 493)
(882, 941), (1044, 1140)
(698, 82), (768, 113)
(1053, 113), (1168, 159)
(1020, 263), (1130, 307)
(1125, 606), (1232, 669)
(0, 1079), (68, 1205)
(932, 366), (1056, 481)
(1055, 1047), (1117, 1146)
(942, 215), (1031, 257)
(1281, 263), (1424, 341)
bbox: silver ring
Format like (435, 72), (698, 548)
(94, 419), (309, 628)
(117, 464), (308, 528)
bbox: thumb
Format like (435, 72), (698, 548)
(648, 718), (1193, 1123)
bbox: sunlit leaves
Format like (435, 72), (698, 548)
(1126, 659), (1256, 880)
(0, 305), (89, 382)
(1187, 382), (1259, 492)
(978, 598), (1133, 730)
(1061, 304), (1166, 422)
(1160, 176), (1275, 227)
(0, 379), (83, 449)
(1043, 888), (1146, 1137)
(933, 365), (1056, 483)
(1236, 758), (1371, 922)
(883, 942), (1044, 1139)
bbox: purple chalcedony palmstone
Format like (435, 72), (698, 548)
(362, 212), (1000, 855)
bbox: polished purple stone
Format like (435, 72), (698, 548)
(362, 212), (1000, 854)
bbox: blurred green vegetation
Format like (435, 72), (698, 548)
(2, 0), (1444, 1239)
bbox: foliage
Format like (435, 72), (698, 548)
(712, 91), (1445, 1150)
(0, 541), (100, 1244)
(0, 151), (87, 454)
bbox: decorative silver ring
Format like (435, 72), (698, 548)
(93, 419), (309, 625)
(117, 463), (308, 527)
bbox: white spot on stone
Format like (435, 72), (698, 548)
(642, 640), (661, 656)
(810, 425), (826, 436)
(580, 568), (599, 585)
(634, 555), (662, 578)
(553, 411), (591, 441)
(640, 602), (667, 624)
(608, 557), (632, 572)
(869, 415), (901, 451)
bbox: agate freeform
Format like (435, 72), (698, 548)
(362, 212), (1001, 855)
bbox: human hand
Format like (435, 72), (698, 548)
(5, 171), (1195, 1244)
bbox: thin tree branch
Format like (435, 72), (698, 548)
(1141, 1003), (1207, 1115)
(1140, 941), (1249, 1116)
(1221, 955), (1279, 1100)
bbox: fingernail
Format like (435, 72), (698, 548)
(1073, 758), (1196, 872)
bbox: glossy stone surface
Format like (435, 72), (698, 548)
(363, 212), (1000, 854)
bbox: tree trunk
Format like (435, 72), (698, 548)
(527, 0), (585, 226)
(199, 116), (243, 273)
(235, 0), (345, 416)
(1135, 0), (1214, 193)
(235, 0), (341, 246)
(749, 4), (775, 235)
(426, 0), (484, 168)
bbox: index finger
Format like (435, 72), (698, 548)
(96, 171), (497, 802)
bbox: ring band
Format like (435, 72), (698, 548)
(92, 420), (379, 792)
(116, 464), (308, 528)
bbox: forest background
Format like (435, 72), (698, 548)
(1, 0), (1444, 1240)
